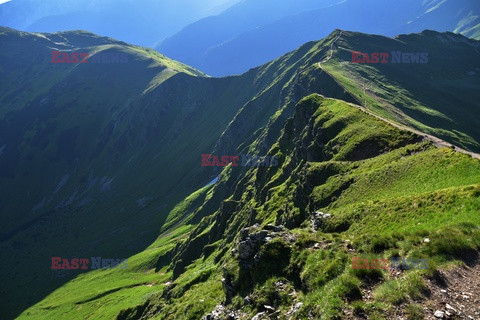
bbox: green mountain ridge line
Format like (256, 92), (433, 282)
(20, 94), (480, 319)
(1, 27), (479, 319)
(344, 99), (480, 161)
(321, 29), (480, 160)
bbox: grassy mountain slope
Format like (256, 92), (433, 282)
(3, 28), (480, 319)
(319, 30), (480, 152)
(0, 27), (355, 319)
(22, 94), (480, 319)
(0, 26), (217, 318)
(117, 95), (480, 319)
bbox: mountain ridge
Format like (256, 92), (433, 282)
(1, 27), (480, 319)
(157, 0), (480, 76)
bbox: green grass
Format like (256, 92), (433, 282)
(21, 95), (480, 320)
(18, 224), (194, 320)
(1, 25), (316, 318)
(320, 30), (480, 152)
(301, 272), (362, 319)
(110, 96), (479, 319)
(7, 29), (480, 320)
(374, 272), (428, 305)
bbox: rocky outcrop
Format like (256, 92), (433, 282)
(310, 211), (332, 230)
(236, 224), (295, 264)
(202, 304), (239, 320)
(221, 267), (236, 304)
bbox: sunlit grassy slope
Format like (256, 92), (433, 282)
(319, 30), (480, 152)
(4, 28), (480, 319)
(0, 27), (353, 318)
(22, 95), (480, 319)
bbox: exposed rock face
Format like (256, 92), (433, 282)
(310, 211), (332, 230)
(222, 267), (235, 304)
(215, 224), (294, 314)
(285, 302), (303, 318)
(201, 305), (226, 320)
(238, 230), (268, 260)
(434, 310), (444, 318)
(251, 312), (266, 320)
(202, 304), (240, 320)
(237, 224), (294, 263)
(263, 224), (285, 232)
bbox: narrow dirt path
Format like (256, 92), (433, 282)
(345, 101), (480, 160)
(315, 30), (480, 161)
(318, 30), (343, 66)
(422, 262), (480, 319)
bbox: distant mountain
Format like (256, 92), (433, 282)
(0, 0), (239, 46)
(3, 27), (480, 319)
(157, 0), (480, 76)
